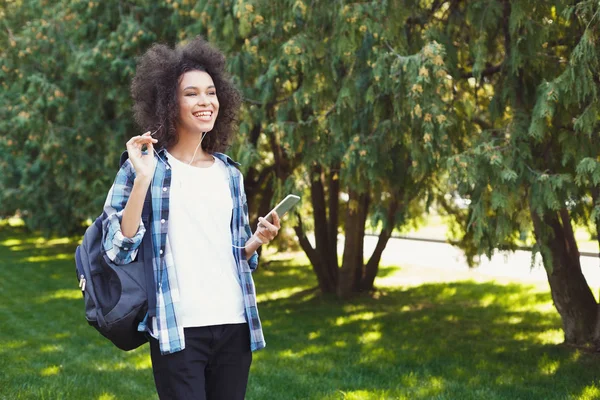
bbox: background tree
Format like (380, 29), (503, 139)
(0, 0), (179, 233)
(188, 0), (454, 297)
(433, 0), (600, 348)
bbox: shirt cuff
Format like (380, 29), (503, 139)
(248, 251), (259, 271)
(112, 221), (146, 252)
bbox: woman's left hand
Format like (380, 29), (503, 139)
(254, 212), (281, 245)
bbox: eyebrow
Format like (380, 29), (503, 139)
(182, 85), (216, 91)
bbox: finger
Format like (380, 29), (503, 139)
(258, 223), (277, 239)
(127, 135), (143, 146)
(258, 216), (275, 228)
(257, 217), (277, 233)
(128, 137), (157, 149)
(142, 131), (158, 142)
(271, 211), (281, 228)
(134, 135), (157, 143)
(256, 225), (268, 237)
(258, 224), (274, 237)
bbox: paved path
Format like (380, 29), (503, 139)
(360, 235), (600, 287)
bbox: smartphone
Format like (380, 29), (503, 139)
(264, 194), (301, 223)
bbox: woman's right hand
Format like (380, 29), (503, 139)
(126, 131), (158, 182)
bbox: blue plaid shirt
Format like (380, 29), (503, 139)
(102, 149), (265, 355)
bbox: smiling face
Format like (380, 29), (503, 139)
(177, 69), (220, 136)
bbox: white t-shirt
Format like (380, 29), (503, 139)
(165, 151), (246, 328)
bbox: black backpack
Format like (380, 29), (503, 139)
(74, 151), (156, 351)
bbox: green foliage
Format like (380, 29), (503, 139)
(2, 0), (455, 244)
(437, 0), (600, 263)
(0, 0), (180, 234)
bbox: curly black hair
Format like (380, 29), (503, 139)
(130, 36), (241, 153)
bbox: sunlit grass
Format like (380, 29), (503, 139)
(579, 386), (600, 400)
(1, 224), (599, 399)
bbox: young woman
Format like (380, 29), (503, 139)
(101, 37), (279, 399)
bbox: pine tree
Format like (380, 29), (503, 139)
(437, 0), (600, 348)
(0, 0), (180, 233)
(194, 0), (454, 297)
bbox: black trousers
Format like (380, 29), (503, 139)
(149, 323), (252, 400)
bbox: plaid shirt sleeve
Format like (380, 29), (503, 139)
(239, 173), (259, 271)
(102, 159), (146, 265)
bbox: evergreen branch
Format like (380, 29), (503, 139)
(472, 116), (492, 130)
(243, 97), (263, 105)
(502, 0), (512, 63)
(243, 72), (304, 106)
(525, 164), (552, 177)
(324, 104), (336, 118)
(385, 41), (417, 63)
(270, 104), (336, 127)
(242, 94), (296, 107)
(459, 63), (504, 79)
(4, 25), (15, 42)
(405, 0), (445, 25)
(585, 4), (600, 31)
(466, 196), (482, 232)
(545, 38), (571, 48)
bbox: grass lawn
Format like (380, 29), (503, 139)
(1, 224), (599, 400)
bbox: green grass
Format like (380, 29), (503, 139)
(1, 224), (599, 400)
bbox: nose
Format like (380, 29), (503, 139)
(196, 93), (210, 106)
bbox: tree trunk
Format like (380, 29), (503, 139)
(591, 187), (600, 346)
(294, 217), (337, 293)
(361, 199), (399, 291)
(338, 190), (369, 298)
(531, 206), (598, 347)
(327, 165), (340, 272)
(311, 165), (339, 287)
(591, 186), (600, 258)
(293, 164), (338, 294)
(594, 303), (600, 348)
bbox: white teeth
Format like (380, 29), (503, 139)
(194, 111), (211, 117)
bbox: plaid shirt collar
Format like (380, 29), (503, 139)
(155, 147), (241, 167)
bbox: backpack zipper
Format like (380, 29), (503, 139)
(79, 274), (86, 292)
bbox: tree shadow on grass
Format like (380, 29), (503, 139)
(2, 229), (599, 400)
(0, 228), (159, 400)
(251, 262), (600, 400)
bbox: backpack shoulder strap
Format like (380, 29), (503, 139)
(119, 151), (152, 220)
(119, 151), (130, 169)
(120, 150), (156, 318)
